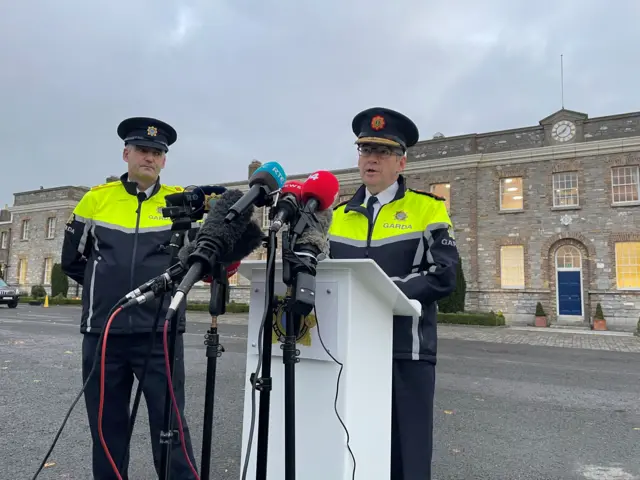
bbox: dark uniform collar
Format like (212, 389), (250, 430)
(344, 175), (407, 213)
(119, 172), (161, 199)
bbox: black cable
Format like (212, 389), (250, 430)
(30, 301), (125, 480)
(118, 287), (168, 471)
(313, 305), (356, 480)
(240, 231), (276, 480)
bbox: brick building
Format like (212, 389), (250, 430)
(0, 186), (89, 294)
(228, 108), (640, 331)
(2, 107), (639, 330)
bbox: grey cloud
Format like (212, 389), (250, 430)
(1, 0), (638, 207)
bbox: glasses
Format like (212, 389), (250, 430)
(357, 145), (404, 157)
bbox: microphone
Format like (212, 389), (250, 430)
(163, 185), (227, 219)
(269, 180), (303, 233)
(300, 170), (340, 214)
(292, 207), (332, 262)
(224, 161), (287, 223)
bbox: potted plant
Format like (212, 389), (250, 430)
(593, 303), (607, 331)
(534, 302), (548, 327)
(634, 317), (640, 337)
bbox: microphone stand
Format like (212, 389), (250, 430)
(253, 229), (278, 480)
(200, 263), (228, 480)
(278, 218), (318, 480)
(158, 216), (193, 480)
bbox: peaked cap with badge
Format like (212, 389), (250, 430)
(352, 107), (420, 151)
(117, 116), (177, 153)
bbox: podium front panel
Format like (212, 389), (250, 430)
(247, 279), (341, 362)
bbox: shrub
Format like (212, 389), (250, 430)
(31, 285), (47, 298)
(594, 303), (605, 320)
(437, 311), (505, 326)
(438, 258), (467, 313)
(535, 302), (546, 316)
(51, 263), (69, 297)
(634, 318), (640, 337)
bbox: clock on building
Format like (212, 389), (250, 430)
(551, 120), (576, 143)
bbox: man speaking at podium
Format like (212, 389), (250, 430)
(328, 107), (459, 479)
(61, 117), (197, 479)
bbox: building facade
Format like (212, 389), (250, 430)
(2, 108), (639, 330)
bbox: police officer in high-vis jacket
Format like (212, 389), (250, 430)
(328, 107), (460, 479)
(61, 117), (198, 479)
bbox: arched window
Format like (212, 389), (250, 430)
(556, 245), (581, 269)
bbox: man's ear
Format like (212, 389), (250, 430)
(397, 154), (407, 173)
(123, 147), (129, 162)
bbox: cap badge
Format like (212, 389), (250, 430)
(395, 211), (407, 221)
(371, 115), (385, 131)
(147, 126), (158, 137)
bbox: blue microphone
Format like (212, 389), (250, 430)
(224, 161), (287, 223)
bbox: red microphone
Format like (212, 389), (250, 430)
(301, 170), (340, 213)
(269, 180), (304, 233)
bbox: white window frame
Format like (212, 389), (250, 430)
(499, 177), (524, 211)
(46, 217), (57, 239)
(0, 231), (7, 249)
(21, 219), (30, 241)
(552, 171), (579, 207)
(611, 166), (640, 205)
(43, 257), (53, 285)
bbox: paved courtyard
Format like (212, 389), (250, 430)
(3, 305), (640, 479)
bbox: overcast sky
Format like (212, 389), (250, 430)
(1, 1), (638, 207)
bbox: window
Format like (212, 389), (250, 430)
(21, 219), (30, 241)
(43, 257), (53, 285)
(46, 217), (57, 239)
(262, 207), (271, 229)
(611, 166), (639, 204)
(500, 177), (523, 210)
(500, 245), (525, 288)
(228, 272), (239, 286)
(18, 258), (27, 285)
(615, 242), (640, 289)
(430, 183), (451, 211)
(556, 245), (581, 269)
(553, 172), (579, 207)
(0, 231), (7, 249)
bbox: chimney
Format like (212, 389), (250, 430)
(106, 175), (119, 183)
(248, 160), (262, 179)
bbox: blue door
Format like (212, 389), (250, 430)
(558, 271), (582, 315)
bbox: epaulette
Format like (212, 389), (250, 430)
(162, 184), (184, 193)
(409, 188), (445, 202)
(90, 181), (120, 191)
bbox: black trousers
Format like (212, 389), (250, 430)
(390, 359), (436, 480)
(81, 332), (197, 480)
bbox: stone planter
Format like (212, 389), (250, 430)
(535, 315), (548, 327)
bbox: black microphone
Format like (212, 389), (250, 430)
(269, 180), (303, 233)
(224, 161), (287, 223)
(292, 207), (332, 262)
(168, 189), (256, 313)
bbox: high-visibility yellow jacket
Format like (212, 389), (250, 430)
(61, 173), (193, 335)
(328, 175), (459, 363)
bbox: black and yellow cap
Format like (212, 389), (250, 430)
(117, 116), (177, 153)
(351, 107), (419, 151)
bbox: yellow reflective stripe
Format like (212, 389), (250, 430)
(92, 219), (173, 234)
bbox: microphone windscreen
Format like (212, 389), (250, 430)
(281, 180), (303, 200)
(301, 170), (340, 210)
(294, 208), (333, 259)
(221, 219), (264, 263)
(249, 161), (287, 191)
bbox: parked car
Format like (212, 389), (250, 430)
(0, 278), (20, 308)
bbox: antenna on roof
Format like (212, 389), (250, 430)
(560, 54), (565, 109)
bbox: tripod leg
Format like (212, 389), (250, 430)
(201, 320), (223, 479)
(282, 310), (301, 480)
(159, 314), (180, 479)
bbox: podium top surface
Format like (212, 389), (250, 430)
(238, 258), (421, 317)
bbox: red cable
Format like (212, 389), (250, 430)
(98, 307), (124, 480)
(163, 319), (201, 480)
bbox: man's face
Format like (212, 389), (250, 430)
(123, 144), (166, 184)
(357, 143), (406, 193)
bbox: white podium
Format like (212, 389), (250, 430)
(237, 258), (421, 480)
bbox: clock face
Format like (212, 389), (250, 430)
(551, 120), (576, 142)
